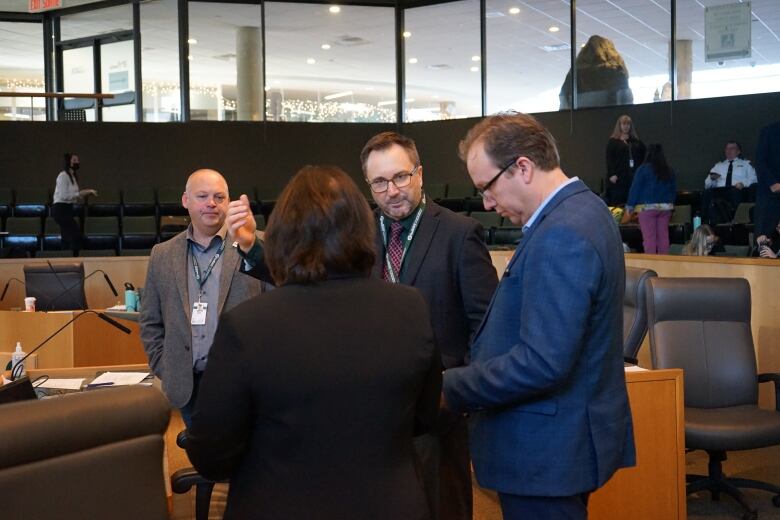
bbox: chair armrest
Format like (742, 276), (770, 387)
(176, 430), (189, 449)
(171, 467), (209, 494)
(758, 373), (780, 411)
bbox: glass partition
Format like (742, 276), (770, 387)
(265, 2), (396, 122)
(404, 0), (481, 121)
(0, 21), (45, 121)
(141, 0), (181, 121)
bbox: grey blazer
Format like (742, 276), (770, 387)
(140, 231), (266, 408)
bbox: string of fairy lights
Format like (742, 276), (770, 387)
(1, 78), (414, 122)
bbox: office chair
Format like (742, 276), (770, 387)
(646, 277), (780, 520)
(171, 430), (227, 520)
(622, 266), (657, 364)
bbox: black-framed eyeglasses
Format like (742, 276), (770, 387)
(477, 157), (518, 198)
(367, 164), (420, 193)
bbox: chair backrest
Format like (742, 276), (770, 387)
(24, 262), (87, 311)
(623, 267), (657, 361)
(669, 205), (692, 225)
(733, 202), (754, 225)
(0, 386), (170, 520)
(646, 277), (758, 409)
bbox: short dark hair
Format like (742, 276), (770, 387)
(726, 140), (742, 152)
(360, 132), (420, 175)
(265, 165), (376, 286)
(458, 111), (560, 171)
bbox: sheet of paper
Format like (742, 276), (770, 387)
(90, 371), (150, 386)
(624, 365), (648, 372)
(36, 378), (85, 390)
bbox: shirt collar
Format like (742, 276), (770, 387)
(186, 223), (228, 251)
(522, 177), (579, 233)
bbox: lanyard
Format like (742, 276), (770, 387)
(190, 239), (226, 298)
(379, 194), (426, 284)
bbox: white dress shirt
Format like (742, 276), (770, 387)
(53, 171), (81, 204)
(705, 158), (757, 189)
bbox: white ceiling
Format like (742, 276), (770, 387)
(1, 0), (779, 117)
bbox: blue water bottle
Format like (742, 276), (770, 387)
(693, 213), (702, 231)
(124, 282), (138, 312)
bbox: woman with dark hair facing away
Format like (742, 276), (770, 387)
(52, 153), (97, 253)
(624, 144), (677, 254)
(185, 165), (441, 520)
(605, 115), (646, 206)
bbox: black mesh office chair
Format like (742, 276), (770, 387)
(647, 277), (780, 520)
(622, 267), (657, 364)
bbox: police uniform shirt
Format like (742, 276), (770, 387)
(705, 158), (757, 189)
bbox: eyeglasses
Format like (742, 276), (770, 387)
(367, 164), (420, 193)
(477, 156), (518, 198)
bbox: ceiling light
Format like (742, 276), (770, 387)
(187, 55), (194, 60)
(408, 58), (418, 64)
(548, 26), (560, 33)
(403, 31), (412, 38)
(306, 58), (316, 64)
(508, 7), (520, 14)
(321, 43), (331, 50)
(324, 90), (353, 100)
(471, 55), (480, 62)
(187, 38), (198, 45)
(329, 5), (340, 13)
(470, 66), (479, 72)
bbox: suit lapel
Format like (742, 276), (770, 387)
(399, 204), (438, 285)
(217, 244), (239, 316)
(174, 234), (191, 322)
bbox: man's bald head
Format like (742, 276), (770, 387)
(182, 168), (230, 238)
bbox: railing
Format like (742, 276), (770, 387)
(0, 92), (115, 121)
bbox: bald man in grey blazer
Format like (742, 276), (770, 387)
(140, 169), (266, 424)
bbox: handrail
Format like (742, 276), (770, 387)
(0, 92), (115, 99)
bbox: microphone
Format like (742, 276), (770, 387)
(45, 261), (119, 311)
(1, 277), (25, 301)
(10, 309), (131, 381)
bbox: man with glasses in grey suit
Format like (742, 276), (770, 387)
(140, 169), (267, 425)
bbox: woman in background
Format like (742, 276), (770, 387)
(605, 115), (646, 206)
(624, 144), (677, 254)
(186, 165), (440, 520)
(51, 152), (97, 253)
(682, 224), (719, 256)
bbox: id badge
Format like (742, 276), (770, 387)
(191, 302), (208, 325)
(629, 159), (635, 168)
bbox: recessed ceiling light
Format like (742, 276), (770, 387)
(471, 55), (480, 62)
(187, 55), (194, 60)
(548, 26), (560, 33)
(581, 43), (586, 48)
(321, 43), (331, 50)
(403, 31), (412, 38)
(187, 38), (198, 45)
(508, 7), (520, 14)
(470, 66), (479, 72)
(408, 58), (418, 64)
(329, 5), (340, 13)
(306, 58), (316, 64)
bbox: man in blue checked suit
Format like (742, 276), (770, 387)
(443, 112), (635, 520)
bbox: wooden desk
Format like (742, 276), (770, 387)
(0, 310), (146, 368)
(590, 368), (686, 520)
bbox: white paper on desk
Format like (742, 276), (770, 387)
(624, 365), (648, 372)
(90, 372), (150, 386)
(37, 378), (85, 390)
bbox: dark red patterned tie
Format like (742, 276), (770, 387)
(383, 221), (404, 281)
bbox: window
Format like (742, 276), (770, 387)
(141, 0), (182, 121)
(188, 3), (263, 121)
(574, 0), (671, 108)
(485, 0), (571, 113)
(0, 21), (45, 121)
(265, 2), (396, 123)
(675, 0), (780, 100)
(404, 0), (481, 121)
(60, 4), (132, 41)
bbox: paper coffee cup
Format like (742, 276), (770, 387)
(24, 297), (36, 312)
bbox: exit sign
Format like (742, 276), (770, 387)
(29, 0), (61, 12)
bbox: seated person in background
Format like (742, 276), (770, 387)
(682, 224), (724, 256)
(756, 219), (780, 259)
(701, 141), (757, 225)
(185, 165), (441, 520)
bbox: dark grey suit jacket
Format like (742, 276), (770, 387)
(139, 231), (266, 408)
